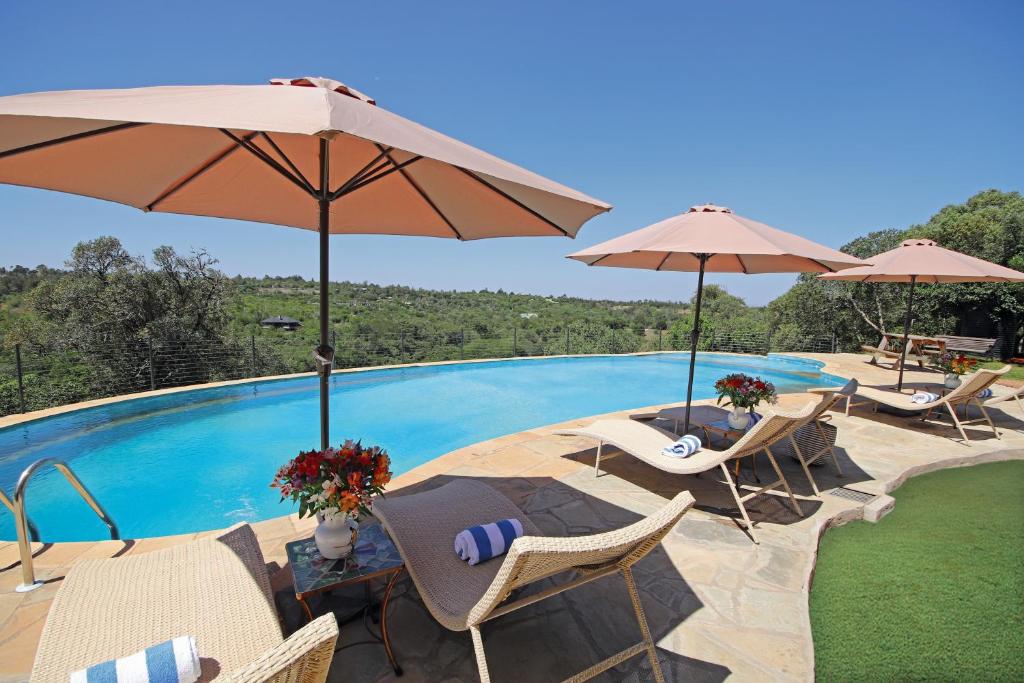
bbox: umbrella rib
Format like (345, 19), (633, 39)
(332, 156), (424, 199)
(586, 254), (611, 266)
(654, 253), (672, 271)
(0, 121), (147, 160)
(455, 167), (570, 237)
(373, 143), (463, 240)
(806, 258), (836, 273)
(258, 132), (315, 194)
(735, 254), (749, 274)
(329, 147), (394, 199)
(144, 132), (257, 211)
(218, 129), (315, 198)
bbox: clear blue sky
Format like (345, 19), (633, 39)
(1, 0), (1021, 305)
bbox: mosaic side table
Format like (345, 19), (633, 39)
(286, 518), (405, 675)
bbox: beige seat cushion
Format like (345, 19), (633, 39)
(373, 479), (540, 631)
(30, 536), (283, 682)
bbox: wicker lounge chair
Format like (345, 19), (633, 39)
(30, 523), (338, 683)
(372, 478), (695, 683)
(847, 366), (1010, 444)
(784, 379), (859, 495)
(557, 401), (817, 543)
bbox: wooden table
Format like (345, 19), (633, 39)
(286, 518), (405, 675)
(655, 404), (761, 480)
(863, 332), (946, 370)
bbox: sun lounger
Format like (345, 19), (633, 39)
(557, 402), (818, 543)
(780, 378), (859, 495)
(372, 478), (695, 683)
(849, 366), (1010, 444)
(30, 523), (338, 683)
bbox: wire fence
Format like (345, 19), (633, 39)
(0, 326), (836, 417)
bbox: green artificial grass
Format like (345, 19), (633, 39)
(810, 460), (1024, 682)
(978, 360), (1024, 382)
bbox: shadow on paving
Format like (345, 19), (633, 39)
(275, 474), (731, 683)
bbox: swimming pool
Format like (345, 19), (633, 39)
(0, 353), (843, 542)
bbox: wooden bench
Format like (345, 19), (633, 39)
(935, 335), (998, 358)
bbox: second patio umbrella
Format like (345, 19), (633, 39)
(567, 204), (865, 433)
(0, 76), (611, 448)
(820, 238), (1024, 390)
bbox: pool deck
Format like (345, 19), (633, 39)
(3, 352), (1023, 681)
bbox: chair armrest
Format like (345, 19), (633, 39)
(224, 614), (338, 683)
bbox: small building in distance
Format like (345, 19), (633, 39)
(260, 315), (302, 331)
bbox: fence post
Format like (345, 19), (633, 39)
(460, 329), (465, 360)
(512, 327), (517, 357)
(399, 331), (405, 364)
(658, 329), (663, 351)
(14, 343), (26, 414)
(764, 329), (773, 355)
(250, 335), (257, 377)
(148, 338), (156, 391)
(565, 328), (570, 355)
(831, 332), (838, 354)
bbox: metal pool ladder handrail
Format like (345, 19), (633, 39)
(9, 458), (120, 592)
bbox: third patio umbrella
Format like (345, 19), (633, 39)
(0, 76), (611, 448)
(567, 204), (865, 433)
(819, 238), (1024, 391)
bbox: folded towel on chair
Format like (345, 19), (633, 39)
(747, 412), (763, 428)
(454, 518), (524, 566)
(661, 434), (702, 458)
(978, 388), (994, 399)
(70, 636), (200, 683)
(911, 391), (941, 404)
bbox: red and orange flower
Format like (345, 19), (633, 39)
(270, 439), (392, 520)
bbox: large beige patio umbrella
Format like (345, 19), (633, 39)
(0, 76), (611, 448)
(568, 204), (865, 433)
(820, 238), (1024, 390)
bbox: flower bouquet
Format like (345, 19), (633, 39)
(271, 440), (392, 558)
(933, 352), (977, 388)
(714, 373), (778, 429)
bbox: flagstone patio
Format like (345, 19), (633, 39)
(2, 352), (1023, 682)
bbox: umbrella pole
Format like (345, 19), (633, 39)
(318, 138), (331, 450)
(896, 275), (917, 392)
(682, 254), (709, 434)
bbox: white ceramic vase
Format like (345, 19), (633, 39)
(314, 511), (358, 559)
(944, 373), (962, 389)
(727, 406), (750, 430)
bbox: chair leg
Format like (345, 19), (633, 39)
(976, 400), (1000, 439)
(814, 419), (843, 476)
(764, 447), (803, 517)
(720, 462), (758, 543)
(621, 566), (666, 683)
(1015, 395), (1024, 413)
(945, 402), (971, 445)
(470, 625), (491, 683)
(595, 442), (603, 477)
(789, 435), (820, 496)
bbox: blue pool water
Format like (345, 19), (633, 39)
(0, 353), (842, 542)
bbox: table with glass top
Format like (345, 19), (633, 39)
(286, 518), (405, 675)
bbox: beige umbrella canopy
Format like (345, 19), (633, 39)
(0, 76), (612, 448)
(820, 238), (1024, 389)
(568, 203), (865, 432)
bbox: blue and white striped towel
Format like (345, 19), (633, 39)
(70, 636), (200, 683)
(911, 392), (941, 404)
(978, 388), (994, 399)
(661, 434), (702, 458)
(747, 412), (763, 429)
(454, 518), (524, 566)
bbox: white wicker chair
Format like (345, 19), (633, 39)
(29, 523), (338, 683)
(373, 479), (695, 683)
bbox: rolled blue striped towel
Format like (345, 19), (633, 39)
(978, 388), (994, 399)
(911, 391), (940, 404)
(454, 518), (524, 566)
(747, 412), (763, 429)
(661, 434), (702, 458)
(70, 636), (200, 683)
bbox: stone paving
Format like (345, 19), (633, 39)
(2, 353), (1024, 682)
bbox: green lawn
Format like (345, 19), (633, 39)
(978, 360), (1024, 382)
(810, 460), (1024, 681)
